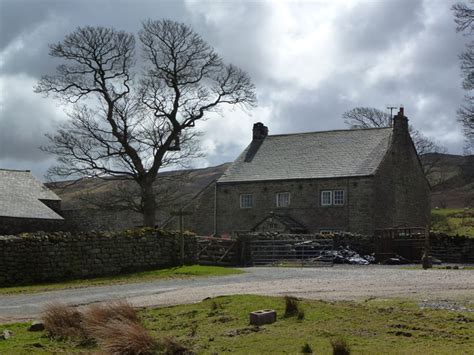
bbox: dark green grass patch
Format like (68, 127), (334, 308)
(0, 265), (243, 295)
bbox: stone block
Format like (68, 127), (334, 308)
(249, 309), (276, 326)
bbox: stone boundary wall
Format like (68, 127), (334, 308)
(0, 230), (197, 286)
(430, 232), (474, 263)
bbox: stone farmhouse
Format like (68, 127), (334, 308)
(0, 169), (63, 234)
(179, 108), (430, 235)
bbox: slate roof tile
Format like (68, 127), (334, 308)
(218, 127), (393, 183)
(0, 169), (63, 220)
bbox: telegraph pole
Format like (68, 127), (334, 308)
(170, 208), (193, 266)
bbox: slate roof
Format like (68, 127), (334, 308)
(0, 169), (63, 220)
(218, 127), (393, 183)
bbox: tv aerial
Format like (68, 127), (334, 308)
(386, 104), (403, 118)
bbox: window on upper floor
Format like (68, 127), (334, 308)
(276, 192), (290, 208)
(334, 190), (345, 205)
(240, 193), (253, 208)
(320, 189), (345, 206)
(321, 190), (332, 206)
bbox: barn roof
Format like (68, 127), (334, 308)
(0, 169), (63, 220)
(218, 127), (393, 183)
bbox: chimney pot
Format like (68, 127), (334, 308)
(393, 107), (408, 133)
(253, 122), (268, 140)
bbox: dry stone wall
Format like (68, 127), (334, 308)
(0, 230), (197, 286)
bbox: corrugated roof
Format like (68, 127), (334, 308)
(0, 169), (63, 220)
(218, 127), (393, 183)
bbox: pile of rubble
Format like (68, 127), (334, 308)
(323, 246), (413, 265)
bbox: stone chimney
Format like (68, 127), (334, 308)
(393, 107), (408, 133)
(252, 122), (268, 140)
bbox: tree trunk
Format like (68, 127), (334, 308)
(141, 182), (156, 227)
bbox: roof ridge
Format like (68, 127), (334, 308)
(268, 126), (392, 138)
(0, 168), (31, 172)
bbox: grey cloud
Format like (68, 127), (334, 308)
(0, 80), (60, 162)
(0, 0), (469, 180)
(338, 0), (425, 54)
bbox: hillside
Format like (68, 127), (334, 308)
(424, 153), (473, 208)
(49, 163), (231, 211)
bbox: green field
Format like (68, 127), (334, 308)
(431, 208), (474, 237)
(1, 295), (472, 354)
(0, 265), (243, 296)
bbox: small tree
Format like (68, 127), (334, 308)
(36, 20), (256, 227)
(342, 107), (445, 179)
(453, 2), (474, 151)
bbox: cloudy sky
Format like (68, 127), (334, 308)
(0, 0), (469, 180)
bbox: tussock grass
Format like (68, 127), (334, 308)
(301, 342), (313, 353)
(82, 300), (139, 331)
(42, 303), (85, 340)
(284, 295), (300, 317)
(331, 337), (351, 355)
(92, 318), (157, 355)
(42, 300), (158, 354)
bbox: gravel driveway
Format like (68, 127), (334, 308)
(1, 265), (473, 323)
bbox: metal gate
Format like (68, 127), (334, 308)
(247, 235), (334, 267)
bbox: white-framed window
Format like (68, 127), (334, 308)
(334, 190), (344, 205)
(321, 190), (332, 206)
(240, 193), (253, 208)
(320, 189), (345, 206)
(276, 192), (290, 208)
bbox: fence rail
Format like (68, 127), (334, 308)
(195, 236), (238, 266)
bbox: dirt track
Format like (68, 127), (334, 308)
(1, 265), (473, 323)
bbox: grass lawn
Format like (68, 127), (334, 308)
(431, 208), (474, 237)
(1, 295), (472, 354)
(0, 265), (243, 296)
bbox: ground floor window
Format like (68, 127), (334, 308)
(276, 192), (290, 207)
(240, 193), (253, 208)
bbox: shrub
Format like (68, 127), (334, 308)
(42, 303), (84, 340)
(301, 342), (313, 353)
(92, 318), (158, 355)
(297, 309), (305, 320)
(331, 337), (351, 355)
(210, 301), (220, 311)
(284, 296), (300, 317)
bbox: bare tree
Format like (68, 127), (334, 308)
(36, 21), (256, 227)
(342, 107), (392, 128)
(342, 107), (445, 179)
(453, 2), (474, 151)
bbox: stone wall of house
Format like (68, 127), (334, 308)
(374, 115), (431, 230)
(213, 176), (376, 235)
(0, 230), (197, 286)
(0, 217), (65, 235)
(164, 182), (217, 235)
